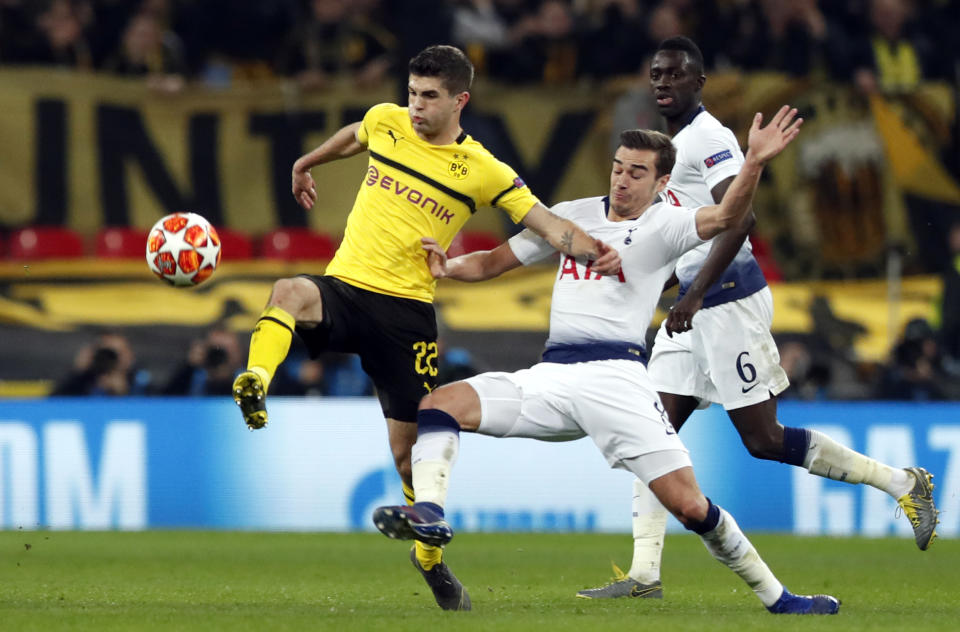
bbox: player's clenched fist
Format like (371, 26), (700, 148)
(292, 163), (318, 211)
(591, 239), (621, 276)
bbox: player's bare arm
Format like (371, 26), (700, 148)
(665, 177), (755, 336)
(291, 121), (366, 210)
(694, 106), (801, 240)
(421, 237), (522, 282)
(662, 272), (679, 293)
(520, 203), (621, 275)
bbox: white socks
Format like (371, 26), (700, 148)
(804, 430), (912, 497)
(628, 478), (668, 583)
(627, 477), (784, 607)
(699, 507), (784, 607)
(410, 427), (459, 507)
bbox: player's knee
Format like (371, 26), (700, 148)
(418, 382), (479, 430)
(671, 496), (710, 528)
(419, 383), (459, 415)
(269, 277), (299, 301)
(269, 277), (318, 314)
(419, 389), (444, 413)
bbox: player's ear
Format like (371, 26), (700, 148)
(655, 173), (671, 194)
(455, 91), (470, 111)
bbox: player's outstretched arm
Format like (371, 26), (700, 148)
(665, 177), (755, 337)
(520, 204), (621, 275)
(666, 214), (755, 336)
(694, 106), (802, 241)
(421, 237), (521, 282)
(291, 121), (365, 210)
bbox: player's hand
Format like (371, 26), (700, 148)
(292, 166), (318, 210)
(665, 292), (703, 337)
(747, 105), (803, 164)
(421, 237), (448, 279)
(591, 239), (621, 276)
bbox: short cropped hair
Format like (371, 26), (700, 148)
(619, 129), (676, 177)
(656, 36), (705, 76)
(409, 45), (474, 95)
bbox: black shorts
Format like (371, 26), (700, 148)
(296, 275), (438, 422)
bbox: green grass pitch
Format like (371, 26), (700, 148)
(1, 530), (956, 631)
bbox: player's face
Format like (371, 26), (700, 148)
(609, 147), (670, 219)
(649, 50), (703, 119)
(407, 75), (468, 142)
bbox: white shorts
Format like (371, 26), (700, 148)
(648, 287), (789, 410)
(464, 359), (691, 481)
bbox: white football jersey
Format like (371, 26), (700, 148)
(508, 196), (705, 350)
(663, 108), (766, 307)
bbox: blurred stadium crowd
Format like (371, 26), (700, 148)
(0, 0), (956, 89)
(49, 324), (480, 399)
(3, 0), (960, 402)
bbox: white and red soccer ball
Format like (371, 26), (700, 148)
(145, 212), (221, 287)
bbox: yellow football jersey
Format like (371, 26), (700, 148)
(325, 103), (539, 302)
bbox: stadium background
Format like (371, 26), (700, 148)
(0, 0), (958, 539)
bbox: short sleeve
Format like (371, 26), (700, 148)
(508, 227), (554, 265)
(507, 198), (580, 264)
(691, 127), (743, 192)
(483, 160), (540, 224)
(657, 204), (707, 260)
(356, 103), (395, 147)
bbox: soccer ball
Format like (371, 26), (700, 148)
(145, 212), (221, 287)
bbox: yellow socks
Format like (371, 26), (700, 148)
(415, 541), (443, 571)
(404, 481), (444, 570)
(402, 481), (416, 506)
(246, 305), (296, 391)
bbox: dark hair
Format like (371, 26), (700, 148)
(656, 36), (704, 76)
(619, 129), (676, 177)
(90, 346), (119, 376)
(408, 44), (474, 95)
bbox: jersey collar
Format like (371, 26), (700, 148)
(673, 104), (706, 135)
(601, 195), (642, 222)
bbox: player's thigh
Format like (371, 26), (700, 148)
(465, 364), (584, 441)
(621, 449), (693, 488)
(359, 294), (439, 422)
(658, 392), (701, 431)
(420, 381), (483, 430)
(573, 360), (690, 467)
(696, 291), (789, 410)
(649, 324), (709, 400)
(295, 277), (439, 422)
(294, 275), (357, 353)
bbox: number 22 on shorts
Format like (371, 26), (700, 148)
(413, 341), (438, 377)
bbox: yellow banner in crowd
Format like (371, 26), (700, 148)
(870, 93), (960, 205)
(0, 69), (955, 257)
(0, 70), (613, 240)
(0, 259), (940, 362)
